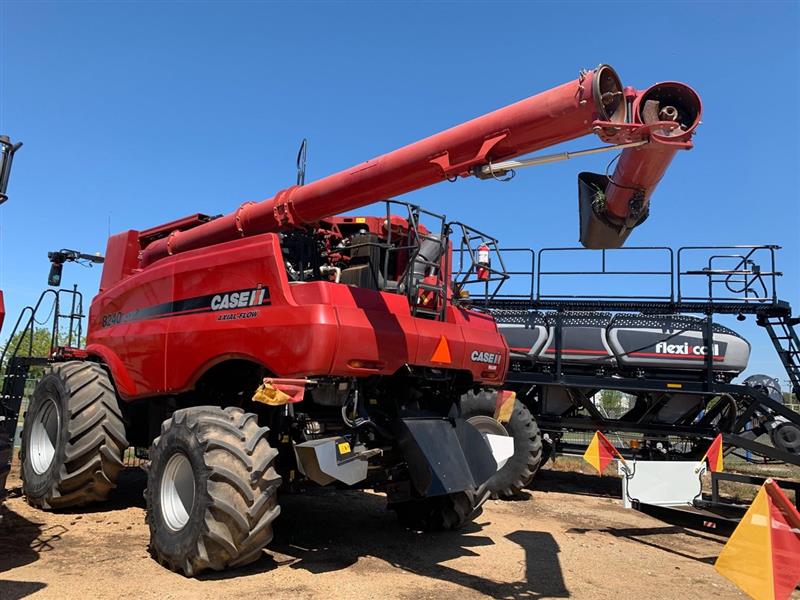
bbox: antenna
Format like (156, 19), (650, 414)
(296, 138), (308, 186)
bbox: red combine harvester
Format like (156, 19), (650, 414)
(8, 65), (701, 575)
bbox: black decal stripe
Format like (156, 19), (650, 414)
(102, 287), (271, 328)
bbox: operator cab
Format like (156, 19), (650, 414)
(279, 200), (507, 320)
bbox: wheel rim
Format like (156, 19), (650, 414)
(30, 398), (60, 475)
(467, 415), (509, 438)
(773, 423), (800, 454)
(161, 452), (196, 531)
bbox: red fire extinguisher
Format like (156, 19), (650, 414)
(476, 243), (490, 281)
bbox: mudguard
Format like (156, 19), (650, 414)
(394, 417), (497, 497)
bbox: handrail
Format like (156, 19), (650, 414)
(0, 287), (85, 374)
(470, 244), (784, 310)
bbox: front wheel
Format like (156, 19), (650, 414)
(145, 406), (281, 576)
(460, 389), (542, 499)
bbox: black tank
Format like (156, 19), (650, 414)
(496, 311), (750, 375)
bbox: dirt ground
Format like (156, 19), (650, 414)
(2, 460), (770, 600)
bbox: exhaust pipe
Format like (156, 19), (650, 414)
(579, 82), (701, 248)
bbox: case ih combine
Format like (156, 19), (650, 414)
(0, 65), (704, 576)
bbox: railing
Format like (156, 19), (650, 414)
(449, 221), (509, 304)
(0, 286), (85, 370)
(677, 245), (781, 305)
(472, 244), (783, 309)
(537, 246), (674, 302)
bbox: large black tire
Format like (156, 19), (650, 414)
(20, 361), (128, 509)
(460, 389), (542, 499)
(145, 406), (281, 576)
(392, 487), (489, 531)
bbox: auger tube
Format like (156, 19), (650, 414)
(139, 66), (700, 264)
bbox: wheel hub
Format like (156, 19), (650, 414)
(467, 415), (509, 438)
(467, 415), (514, 470)
(30, 398), (60, 475)
(771, 422), (800, 455)
(161, 452), (196, 531)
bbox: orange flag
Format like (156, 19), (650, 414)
(715, 479), (800, 600)
(701, 433), (724, 472)
(583, 431), (626, 475)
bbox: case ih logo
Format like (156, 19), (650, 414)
(655, 342), (721, 357)
(101, 287), (271, 328)
(211, 288), (268, 311)
(470, 350), (502, 365)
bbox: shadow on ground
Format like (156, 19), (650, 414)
(566, 524), (722, 565)
(201, 489), (570, 599)
(531, 466), (621, 498)
(58, 467), (148, 514)
(5, 466), (571, 598)
(0, 499), (49, 597)
(0, 467), (146, 572)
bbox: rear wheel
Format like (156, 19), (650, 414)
(21, 361), (128, 509)
(460, 389), (542, 499)
(145, 406), (281, 576)
(391, 488), (488, 531)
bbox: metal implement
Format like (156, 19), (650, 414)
(0, 135), (23, 206)
(477, 140), (648, 178)
(465, 244), (800, 468)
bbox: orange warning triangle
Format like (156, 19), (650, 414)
(701, 433), (725, 472)
(431, 335), (452, 364)
(715, 479), (800, 600)
(582, 431), (625, 475)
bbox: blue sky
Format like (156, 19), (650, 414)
(1, 1), (798, 384)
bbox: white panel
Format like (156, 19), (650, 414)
(485, 434), (515, 470)
(618, 460), (703, 508)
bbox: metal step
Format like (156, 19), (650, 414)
(759, 314), (800, 397)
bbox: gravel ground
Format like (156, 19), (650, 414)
(0, 464), (757, 600)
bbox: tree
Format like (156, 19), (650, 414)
(0, 326), (85, 379)
(2, 326), (55, 359)
(598, 389), (623, 417)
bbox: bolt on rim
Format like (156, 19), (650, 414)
(160, 452), (196, 531)
(30, 398), (60, 475)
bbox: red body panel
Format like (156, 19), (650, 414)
(87, 233), (508, 401)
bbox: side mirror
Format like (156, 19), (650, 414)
(48, 263), (63, 287)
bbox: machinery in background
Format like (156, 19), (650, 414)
(0, 135), (23, 332)
(457, 244), (800, 497)
(0, 64), (703, 576)
(0, 135), (22, 207)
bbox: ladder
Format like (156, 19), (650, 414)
(758, 312), (800, 397)
(0, 287), (85, 495)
